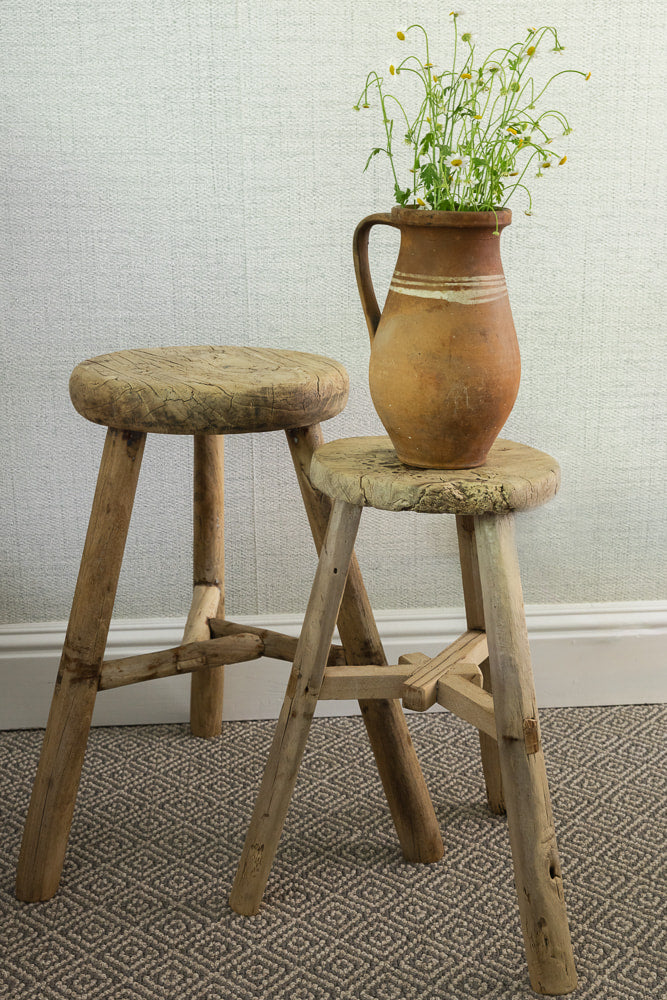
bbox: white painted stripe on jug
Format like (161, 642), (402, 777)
(389, 271), (508, 304)
(389, 285), (507, 303)
(394, 270), (506, 286)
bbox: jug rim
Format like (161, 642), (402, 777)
(390, 205), (512, 228)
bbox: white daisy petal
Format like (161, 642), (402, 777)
(447, 153), (470, 170)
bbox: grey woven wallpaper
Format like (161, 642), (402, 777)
(1, 0), (665, 625)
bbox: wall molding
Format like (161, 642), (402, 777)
(1, 601), (665, 729)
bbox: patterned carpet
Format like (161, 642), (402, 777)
(1, 705), (665, 999)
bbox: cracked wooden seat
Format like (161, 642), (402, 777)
(231, 435), (577, 997)
(309, 435), (560, 514)
(17, 348), (444, 907)
(69, 345), (349, 434)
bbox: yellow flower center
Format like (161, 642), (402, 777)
(585, 71), (591, 80)
(451, 158), (463, 166)
(559, 155), (567, 165)
(417, 197), (426, 206)
(397, 31), (405, 40)
(460, 72), (472, 79)
(390, 65), (395, 75)
(527, 46), (536, 56)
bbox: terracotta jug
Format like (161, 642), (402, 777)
(353, 206), (521, 469)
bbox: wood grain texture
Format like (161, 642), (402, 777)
(189, 435), (225, 737)
(185, 585), (223, 641)
(457, 514), (505, 815)
(401, 630), (488, 712)
(320, 660), (481, 704)
(99, 632), (263, 689)
(310, 436), (560, 515)
(319, 664), (414, 700)
(229, 500), (362, 915)
(436, 674), (497, 740)
(475, 512), (577, 996)
(209, 619), (347, 666)
(286, 425), (444, 866)
(16, 428), (145, 902)
(69, 346), (349, 434)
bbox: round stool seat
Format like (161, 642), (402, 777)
(310, 436), (560, 515)
(69, 346), (349, 434)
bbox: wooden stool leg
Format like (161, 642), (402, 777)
(456, 515), (505, 815)
(474, 512), (577, 996)
(286, 426), (443, 864)
(229, 499), (362, 915)
(189, 434), (225, 738)
(16, 428), (146, 902)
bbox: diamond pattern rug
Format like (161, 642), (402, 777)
(1, 705), (665, 999)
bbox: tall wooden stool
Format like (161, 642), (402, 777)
(230, 435), (577, 997)
(16, 350), (444, 904)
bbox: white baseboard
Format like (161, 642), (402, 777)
(1, 602), (665, 729)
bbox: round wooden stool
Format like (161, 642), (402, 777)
(16, 351), (444, 905)
(231, 436), (577, 997)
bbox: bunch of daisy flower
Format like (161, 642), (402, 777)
(353, 14), (590, 215)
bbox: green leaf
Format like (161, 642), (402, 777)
(419, 131), (435, 156)
(420, 163), (439, 186)
(363, 148), (383, 172)
(394, 184), (411, 205)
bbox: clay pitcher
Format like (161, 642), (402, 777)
(353, 206), (520, 469)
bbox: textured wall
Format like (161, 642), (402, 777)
(1, 0), (665, 625)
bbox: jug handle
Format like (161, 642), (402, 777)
(353, 213), (400, 343)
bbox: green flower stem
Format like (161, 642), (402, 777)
(500, 150), (542, 207)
